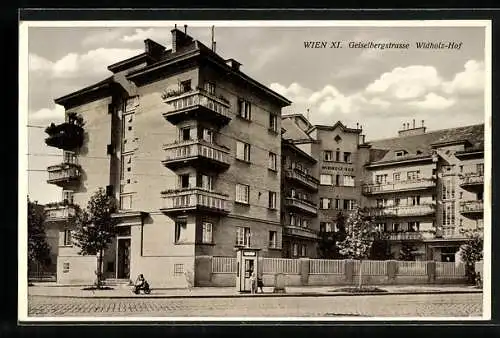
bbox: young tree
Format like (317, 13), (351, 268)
(72, 188), (118, 288)
(459, 229), (483, 284)
(399, 242), (417, 261)
(336, 206), (377, 289)
(317, 212), (346, 259)
(27, 197), (51, 273)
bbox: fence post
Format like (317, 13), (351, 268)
(299, 258), (310, 286)
(344, 259), (354, 285)
(194, 256), (212, 287)
(257, 256), (264, 277)
(387, 260), (397, 284)
(427, 261), (436, 284)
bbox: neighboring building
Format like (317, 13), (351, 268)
(44, 27), (291, 287)
(361, 120), (484, 261)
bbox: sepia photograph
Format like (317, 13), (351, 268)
(19, 19), (491, 321)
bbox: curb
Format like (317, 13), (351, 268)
(29, 289), (482, 300)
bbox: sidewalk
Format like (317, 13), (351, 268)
(27, 283), (482, 299)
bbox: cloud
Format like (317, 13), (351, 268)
(82, 29), (126, 46)
(29, 48), (143, 79)
(121, 28), (171, 45)
(409, 93), (455, 110)
(29, 105), (65, 121)
(366, 65), (442, 100)
(443, 60), (484, 95)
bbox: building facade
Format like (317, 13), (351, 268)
(44, 28), (290, 287)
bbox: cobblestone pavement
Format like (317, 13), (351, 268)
(27, 293), (483, 318)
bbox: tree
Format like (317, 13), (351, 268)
(317, 212), (346, 259)
(399, 242), (417, 261)
(27, 197), (51, 272)
(71, 188), (118, 288)
(336, 206), (377, 289)
(370, 236), (393, 260)
(459, 229), (483, 284)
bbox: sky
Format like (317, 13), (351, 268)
(25, 23), (487, 205)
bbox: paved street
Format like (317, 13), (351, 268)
(27, 293), (482, 318)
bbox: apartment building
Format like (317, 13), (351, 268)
(361, 121), (484, 261)
(44, 27), (290, 287)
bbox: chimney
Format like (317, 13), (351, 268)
(413, 119), (416, 129)
(213, 41), (217, 53)
(421, 120), (424, 127)
(399, 120), (427, 137)
(225, 58), (242, 71)
(171, 25), (194, 54)
(356, 122), (359, 129)
(184, 24), (188, 34)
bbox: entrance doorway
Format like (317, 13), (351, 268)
(117, 238), (131, 279)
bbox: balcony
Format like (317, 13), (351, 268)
(160, 188), (231, 216)
(45, 203), (76, 223)
(45, 122), (84, 151)
(284, 197), (317, 216)
(362, 178), (436, 195)
(386, 231), (426, 241)
(435, 228), (468, 240)
(284, 168), (319, 191)
(46, 163), (81, 187)
(460, 200), (484, 218)
(283, 225), (319, 240)
(459, 172), (484, 191)
(162, 89), (232, 126)
(369, 204), (436, 218)
(162, 140), (230, 171)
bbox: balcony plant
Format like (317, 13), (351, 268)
(45, 113), (85, 150)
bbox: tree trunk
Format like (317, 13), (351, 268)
(96, 249), (103, 289)
(358, 260), (363, 289)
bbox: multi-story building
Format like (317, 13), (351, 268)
(45, 27), (291, 287)
(361, 120), (484, 261)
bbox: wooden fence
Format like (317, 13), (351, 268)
(397, 261), (428, 276)
(310, 259), (344, 274)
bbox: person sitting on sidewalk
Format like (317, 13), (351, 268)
(134, 274), (148, 292)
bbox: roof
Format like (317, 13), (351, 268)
(282, 139), (317, 163)
(281, 117), (314, 141)
(282, 113), (314, 129)
(366, 124), (484, 163)
(54, 76), (118, 108)
(308, 121), (363, 134)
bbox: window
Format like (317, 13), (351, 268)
(202, 129), (213, 143)
(238, 99), (251, 120)
(301, 219), (309, 228)
(408, 221), (420, 232)
(320, 198), (331, 210)
(477, 163), (484, 175)
(199, 174), (213, 190)
(63, 151), (77, 164)
(442, 177), (455, 200)
(269, 231), (277, 248)
(478, 191), (483, 201)
(442, 202), (456, 226)
(235, 184), (250, 204)
(179, 174), (190, 189)
(62, 262), (70, 273)
(63, 229), (72, 246)
(323, 151), (333, 161)
(393, 173), (401, 181)
(335, 199), (342, 209)
(120, 194), (133, 210)
(175, 219), (188, 243)
(236, 227), (251, 247)
(268, 191), (277, 209)
(320, 174), (332, 185)
(268, 152), (277, 171)
(335, 150), (340, 162)
(290, 188), (296, 198)
(290, 214), (296, 226)
(180, 80), (192, 93)
(292, 243), (299, 257)
(236, 141), (251, 162)
(407, 171), (420, 180)
(300, 245), (307, 257)
(394, 198), (401, 206)
(343, 151), (351, 163)
(376, 199), (387, 208)
(459, 165), (464, 173)
(202, 222), (213, 244)
(320, 222), (333, 233)
(174, 264), (184, 275)
(375, 174), (388, 184)
(180, 127), (192, 141)
(62, 190), (74, 204)
(269, 114), (278, 132)
(395, 151), (405, 157)
(204, 81), (216, 95)
(409, 196), (421, 206)
(335, 175), (341, 186)
(343, 175), (355, 187)
(392, 223), (400, 232)
(376, 223), (387, 232)
(344, 199), (355, 210)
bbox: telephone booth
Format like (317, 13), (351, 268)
(236, 248), (260, 292)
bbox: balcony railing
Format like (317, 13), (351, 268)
(45, 122), (84, 151)
(386, 231), (426, 241)
(435, 228), (468, 240)
(160, 188), (231, 215)
(284, 168), (319, 191)
(283, 225), (319, 240)
(284, 197), (317, 215)
(369, 203), (436, 218)
(459, 172), (484, 187)
(45, 204), (76, 222)
(46, 163), (81, 186)
(162, 140), (230, 171)
(162, 90), (232, 125)
(362, 178), (436, 195)
(460, 200), (484, 215)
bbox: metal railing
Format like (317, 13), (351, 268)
(460, 200), (484, 213)
(47, 164), (81, 181)
(163, 90), (231, 120)
(163, 140), (230, 164)
(161, 188), (230, 212)
(362, 178), (435, 194)
(284, 197), (318, 215)
(369, 204), (436, 217)
(284, 168), (319, 190)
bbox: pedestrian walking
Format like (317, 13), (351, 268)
(250, 272), (257, 294)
